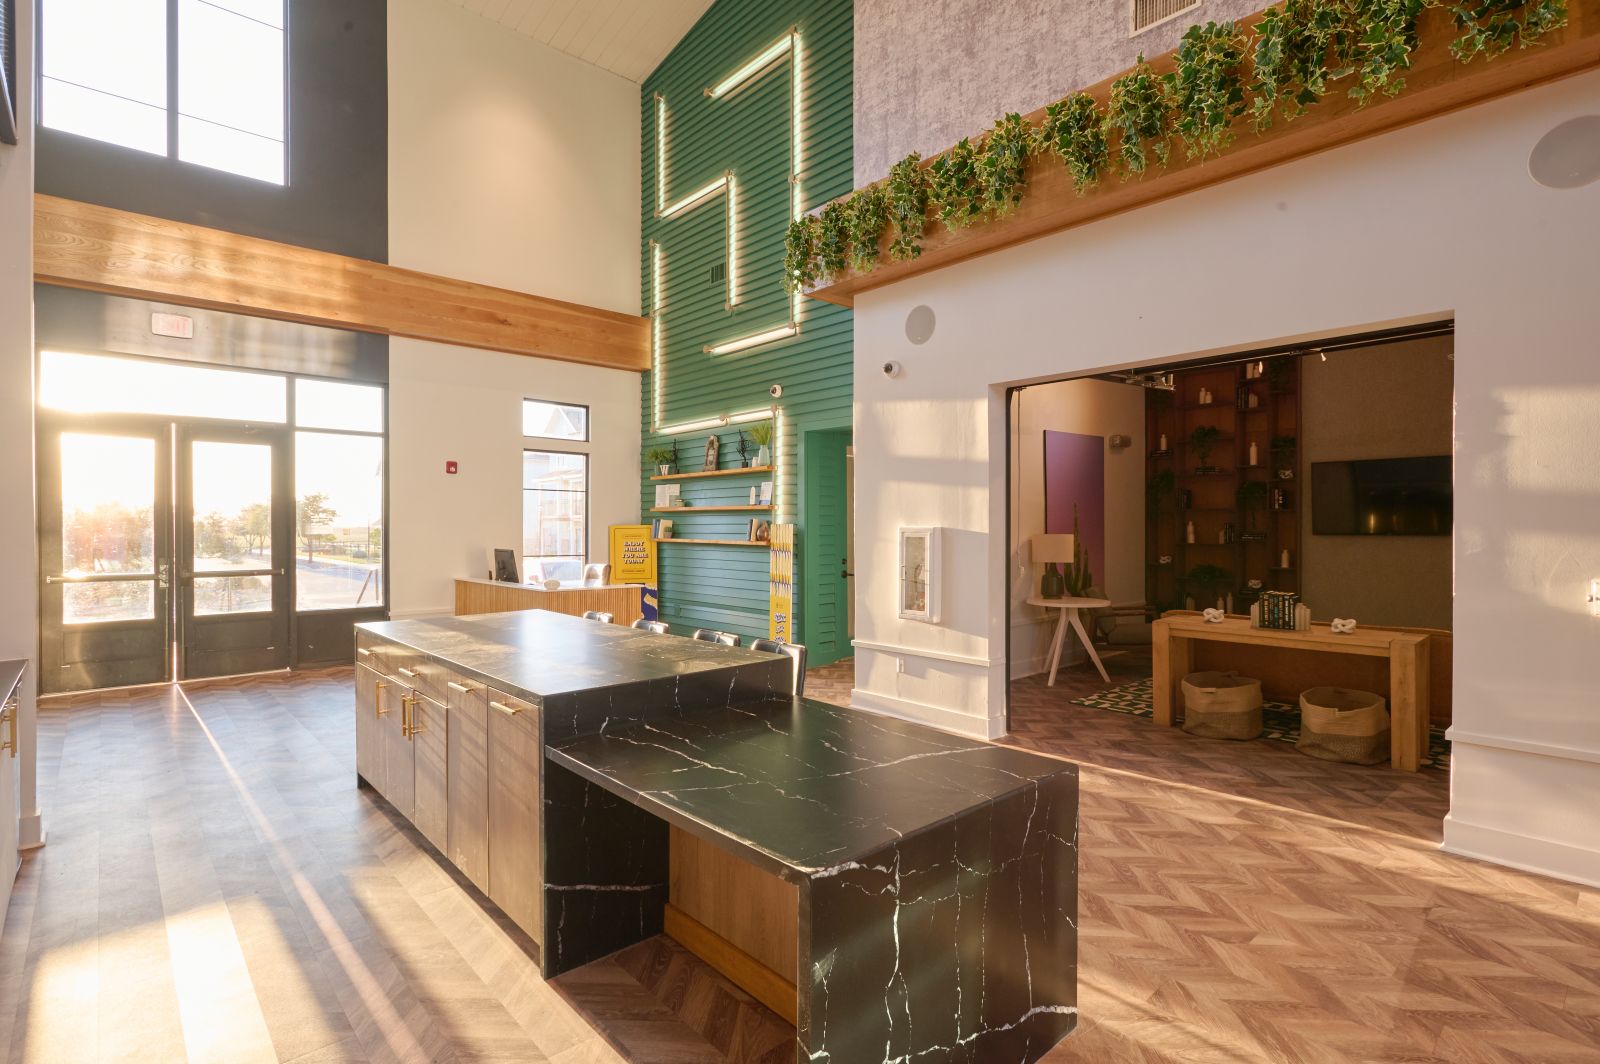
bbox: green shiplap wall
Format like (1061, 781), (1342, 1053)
(638, 0), (853, 655)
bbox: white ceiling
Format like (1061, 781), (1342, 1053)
(445, 0), (717, 83)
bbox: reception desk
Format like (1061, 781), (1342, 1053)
(453, 577), (643, 625)
(354, 610), (1079, 1063)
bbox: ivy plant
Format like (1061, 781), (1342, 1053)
(978, 112), (1037, 216)
(845, 185), (890, 273)
(885, 153), (930, 261)
(815, 200), (852, 279)
(1105, 55), (1172, 176)
(782, 217), (820, 294)
(1348, 0), (1427, 104)
(1167, 21), (1250, 159)
(928, 137), (985, 229)
(1250, 0), (1339, 131)
(1446, 0), (1569, 62)
(1041, 92), (1109, 193)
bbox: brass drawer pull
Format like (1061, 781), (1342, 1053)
(446, 681), (474, 694)
(375, 680), (389, 718)
(489, 700), (523, 717)
(1, 706), (14, 756)
(402, 694), (417, 739)
(398, 667), (418, 679)
(357, 647), (372, 657)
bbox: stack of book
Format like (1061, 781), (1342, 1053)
(651, 518), (674, 540)
(1258, 591), (1300, 630)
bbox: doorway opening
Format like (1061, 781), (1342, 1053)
(37, 350), (388, 695)
(1004, 322), (1455, 791)
(800, 428), (854, 667)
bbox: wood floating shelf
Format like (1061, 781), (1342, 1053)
(655, 538), (769, 547)
(805, 1), (1600, 307)
(650, 505), (772, 513)
(650, 466), (774, 482)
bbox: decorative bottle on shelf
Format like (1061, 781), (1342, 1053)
(1248, 440), (1259, 466)
(1159, 433), (1168, 451)
(1040, 561), (1064, 600)
(1280, 548), (1292, 569)
(1186, 520), (1196, 545)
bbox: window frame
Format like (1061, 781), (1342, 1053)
(521, 397), (592, 444)
(521, 444), (591, 583)
(36, 0), (289, 184)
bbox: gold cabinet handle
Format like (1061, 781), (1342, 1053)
(489, 700), (522, 717)
(401, 694), (417, 740)
(1, 699), (15, 756)
(446, 681), (474, 694)
(375, 681), (389, 719)
(356, 647), (372, 657)
(398, 667), (418, 679)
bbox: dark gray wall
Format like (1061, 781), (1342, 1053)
(36, 0), (387, 261)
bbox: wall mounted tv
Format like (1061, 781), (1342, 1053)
(1311, 457), (1452, 536)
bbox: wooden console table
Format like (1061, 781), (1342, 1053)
(1151, 615), (1430, 771)
(454, 577), (643, 625)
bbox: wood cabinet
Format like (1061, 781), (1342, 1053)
(487, 687), (543, 943)
(354, 638), (544, 945)
(0, 665), (22, 899)
(410, 690), (449, 852)
(447, 678), (491, 892)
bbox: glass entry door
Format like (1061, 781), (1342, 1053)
(39, 423), (173, 692)
(178, 426), (291, 680)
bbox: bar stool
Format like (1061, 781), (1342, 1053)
(631, 618), (669, 634)
(582, 610), (614, 624)
(715, 632), (742, 648)
(752, 638), (808, 696)
(691, 629), (719, 643)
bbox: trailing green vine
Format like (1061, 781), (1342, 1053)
(886, 153), (930, 261)
(928, 137), (985, 228)
(1105, 55), (1172, 176)
(1040, 92), (1109, 192)
(845, 185), (889, 272)
(1167, 21), (1250, 159)
(782, 0), (1568, 289)
(978, 113), (1038, 215)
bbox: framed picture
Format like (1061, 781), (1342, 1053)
(898, 527), (941, 623)
(703, 433), (720, 472)
(493, 548), (520, 584)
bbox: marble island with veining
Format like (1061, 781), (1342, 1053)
(354, 610), (1079, 1064)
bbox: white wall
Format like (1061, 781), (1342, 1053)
(388, 0), (641, 316)
(386, 0), (645, 617)
(850, 72), (1600, 886)
(0, 0), (40, 856)
(387, 339), (641, 616)
(1010, 379), (1145, 678)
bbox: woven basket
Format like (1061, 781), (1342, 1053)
(1181, 672), (1264, 740)
(1297, 687), (1390, 765)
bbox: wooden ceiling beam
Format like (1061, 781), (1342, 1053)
(33, 194), (651, 372)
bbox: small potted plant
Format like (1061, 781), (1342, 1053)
(1191, 425), (1222, 474)
(748, 421), (774, 468)
(1186, 563), (1232, 611)
(736, 431), (753, 467)
(1271, 435), (1297, 478)
(647, 445), (676, 476)
(1237, 481), (1269, 541)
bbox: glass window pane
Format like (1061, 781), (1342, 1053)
(204, 0), (283, 29)
(295, 379), (384, 433)
(296, 433), (384, 611)
(194, 575), (273, 615)
(179, 0), (283, 139)
(42, 0), (166, 107)
(64, 582), (156, 624)
(523, 451), (586, 578)
(522, 400), (589, 442)
(40, 352), (287, 423)
(61, 433), (156, 576)
(178, 116), (285, 185)
(192, 441), (272, 573)
(41, 79), (167, 156)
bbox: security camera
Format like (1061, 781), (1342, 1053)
(769, 384), (784, 398)
(882, 361), (903, 379)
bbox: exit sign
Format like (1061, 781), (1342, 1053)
(150, 313), (194, 339)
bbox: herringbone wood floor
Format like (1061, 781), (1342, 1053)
(1, 661), (1596, 1063)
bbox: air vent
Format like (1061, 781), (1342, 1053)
(1131, 0), (1200, 35)
(708, 262), (726, 284)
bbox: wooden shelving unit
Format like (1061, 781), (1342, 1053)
(651, 465), (773, 482)
(650, 505), (771, 514)
(1145, 356), (1301, 616)
(655, 538), (768, 548)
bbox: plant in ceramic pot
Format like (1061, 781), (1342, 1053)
(1271, 434), (1297, 476)
(1237, 480), (1269, 538)
(647, 446), (676, 476)
(1147, 469), (1176, 511)
(1061, 505), (1094, 598)
(1191, 425), (1222, 473)
(1187, 563), (1232, 610)
(748, 421), (774, 468)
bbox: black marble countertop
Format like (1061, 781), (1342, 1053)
(0, 660), (23, 703)
(547, 694), (1073, 882)
(357, 612), (782, 704)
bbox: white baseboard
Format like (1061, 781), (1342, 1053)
(849, 687), (1004, 740)
(387, 606), (452, 621)
(1441, 815), (1600, 889)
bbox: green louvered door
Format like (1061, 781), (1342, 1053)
(802, 429), (851, 666)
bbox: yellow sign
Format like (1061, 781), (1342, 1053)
(769, 523), (795, 643)
(609, 524), (657, 585)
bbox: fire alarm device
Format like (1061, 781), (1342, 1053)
(445, 461), (458, 475)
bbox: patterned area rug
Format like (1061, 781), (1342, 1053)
(1073, 677), (1451, 771)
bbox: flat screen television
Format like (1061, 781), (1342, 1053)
(1311, 456), (1452, 536)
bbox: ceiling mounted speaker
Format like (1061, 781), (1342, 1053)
(1528, 115), (1600, 189)
(905, 305), (936, 345)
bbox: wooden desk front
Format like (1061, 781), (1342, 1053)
(1152, 616), (1430, 771)
(453, 578), (643, 625)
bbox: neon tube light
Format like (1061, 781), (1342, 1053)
(706, 35), (793, 99)
(703, 326), (798, 356)
(660, 176), (727, 220)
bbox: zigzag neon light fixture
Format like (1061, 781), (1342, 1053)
(650, 29), (805, 436)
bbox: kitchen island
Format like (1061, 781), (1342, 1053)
(355, 610), (1078, 1063)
